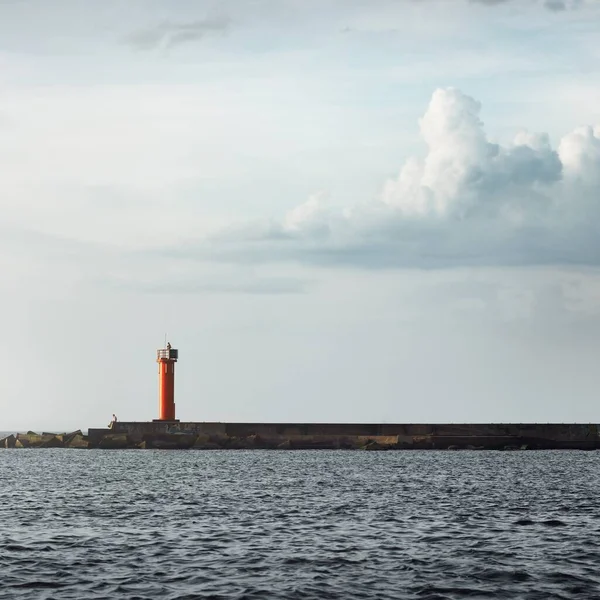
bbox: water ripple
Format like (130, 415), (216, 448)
(0, 450), (599, 599)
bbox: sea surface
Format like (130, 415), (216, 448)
(1, 449), (599, 600)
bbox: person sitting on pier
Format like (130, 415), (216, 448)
(109, 414), (118, 428)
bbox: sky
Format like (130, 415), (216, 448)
(1, 0), (600, 431)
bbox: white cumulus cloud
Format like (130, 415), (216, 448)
(382, 88), (562, 218)
(283, 191), (330, 236)
(558, 125), (600, 186)
(158, 87), (600, 270)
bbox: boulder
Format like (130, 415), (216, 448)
(98, 434), (130, 449)
(65, 434), (88, 449)
(40, 436), (65, 448)
(16, 433), (59, 447)
(1, 435), (16, 449)
(63, 430), (83, 445)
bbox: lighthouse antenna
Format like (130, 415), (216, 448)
(164, 332), (167, 348)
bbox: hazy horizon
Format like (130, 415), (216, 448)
(1, 0), (599, 431)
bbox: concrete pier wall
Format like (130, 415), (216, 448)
(82, 422), (600, 450)
(106, 421), (599, 438)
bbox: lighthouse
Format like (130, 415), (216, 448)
(156, 342), (179, 421)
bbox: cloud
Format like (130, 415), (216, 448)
(558, 125), (600, 186)
(283, 191), (331, 237)
(125, 16), (231, 50)
(470, 0), (585, 9)
(110, 275), (311, 295)
(154, 87), (600, 271)
(407, 268), (600, 326)
(381, 88), (562, 218)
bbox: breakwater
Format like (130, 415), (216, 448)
(3, 422), (600, 450)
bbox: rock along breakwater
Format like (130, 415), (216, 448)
(1, 430), (88, 449)
(3, 422), (600, 450)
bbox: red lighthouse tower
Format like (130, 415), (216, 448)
(156, 342), (178, 421)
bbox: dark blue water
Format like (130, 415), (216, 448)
(1, 450), (599, 599)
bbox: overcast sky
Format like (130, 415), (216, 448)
(1, 0), (600, 431)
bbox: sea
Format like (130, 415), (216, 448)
(0, 449), (599, 599)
